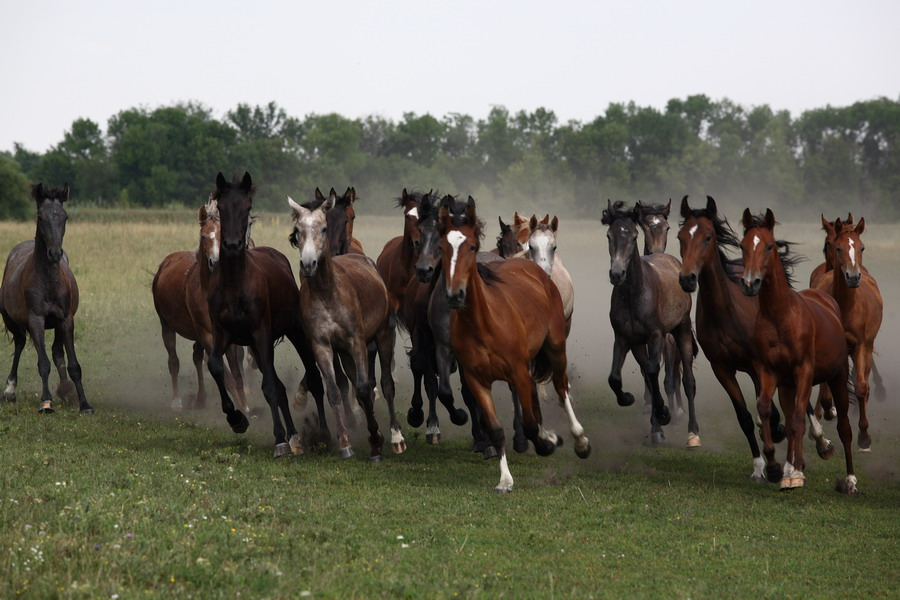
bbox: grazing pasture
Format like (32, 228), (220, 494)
(1, 207), (899, 598)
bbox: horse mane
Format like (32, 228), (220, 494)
(679, 205), (743, 284)
(634, 201), (669, 217)
(395, 190), (426, 209)
(743, 213), (804, 287)
(210, 174), (256, 201)
(439, 195), (485, 242)
(601, 200), (634, 225)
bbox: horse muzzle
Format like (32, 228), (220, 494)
(608, 268), (626, 286)
(222, 238), (245, 257)
(300, 260), (318, 278)
(446, 289), (466, 309)
(46, 248), (64, 263)
(844, 271), (862, 288)
(741, 277), (761, 296)
(416, 264), (435, 283)
(679, 272), (698, 293)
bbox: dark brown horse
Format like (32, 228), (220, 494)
(440, 197), (591, 492)
(811, 217), (883, 450)
(205, 172), (323, 458)
(314, 187), (365, 256)
(739, 208), (857, 493)
(376, 189), (426, 324)
(1, 184), (92, 413)
(152, 199), (250, 412)
(288, 193), (396, 459)
(493, 216), (521, 257)
(602, 201), (697, 446)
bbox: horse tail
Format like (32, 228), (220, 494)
(530, 348), (553, 384)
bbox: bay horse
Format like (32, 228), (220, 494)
(602, 200), (698, 446)
(315, 187), (365, 256)
(152, 199), (251, 412)
(810, 216), (883, 450)
(206, 172), (323, 458)
(375, 189), (426, 326)
(739, 208), (857, 493)
(634, 200), (689, 419)
(1, 183), (93, 414)
(440, 196), (591, 492)
(288, 193), (397, 459)
(493, 216), (521, 257)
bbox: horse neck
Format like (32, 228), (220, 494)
(307, 250), (337, 294)
(216, 251), (249, 293)
(697, 246), (740, 312)
(453, 265), (493, 333)
(624, 244), (645, 298)
(31, 230), (61, 283)
(830, 265), (858, 312)
(400, 232), (417, 274)
(757, 253), (797, 323)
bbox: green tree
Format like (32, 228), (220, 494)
(0, 153), (32, 220)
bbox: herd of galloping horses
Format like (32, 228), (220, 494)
(0, 174), (884, 494)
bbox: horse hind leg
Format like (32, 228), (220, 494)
(52, 327), (76, 404)
(854, 347), (873, 451)
(345, 344), (385, 461)
(374, 328), (405, 454)
(192, 342), (207, 409)
(870, 357), (885, 403)
(60, 318), (92, 414)
(545, 344), (590, 459)
(675, 325), (700, 449)
(663, 334), (684, 418)
(805, 402), (835, 460)
(160, 322), (182, 411)
(829, 369), (859, 494)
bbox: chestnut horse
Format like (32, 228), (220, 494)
(811, 217), (883, 450)
(440, 197), (591, 492)
(739, 208), (857, 493)
(206, 172), (323, 458)
(152, 199), (250, 412)
(602, 201), (698, 447)
(288, 193), (397, 459)
(1, 184), (92, 414)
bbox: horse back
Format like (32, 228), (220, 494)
(334, 255), (390, 337)
(1, 240), (79, 327)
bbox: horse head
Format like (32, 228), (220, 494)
(399, 188), (425, 255)
(33, 183), (69, 264)
(832, 217), (866, 288)
(739, 208), (778, 296)
(820, 212), (854, 269)
(414, 191), (445, 283)
(526, 214), (559, 276)
(496, 216), (520, 258)
(199, 198), (221, 272)
(634, 199), (671, 255)
(316, 187), (355, 256)
(513, 211), (530, 250)
(214, 172), (254, 259)
(677, 195), (718, 292)
(601, 199), (638, 286)
(439, 196), (480, 309)
(288, 190), (334, 278)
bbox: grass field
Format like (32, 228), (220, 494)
(1, 207), (899, 598)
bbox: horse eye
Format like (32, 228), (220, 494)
(321, 226), (327, 234)
(470, 245), (477, 251)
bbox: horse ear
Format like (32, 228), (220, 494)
(498, 215), (507, 229)
(240, 172), (252, 193)
(705, 195), (716, 217)
(314, 188), (326, 202)
(550, 216), (558, 232)
(741, 208), (753, 230)
(465, 196), (477, 226)
(32, 183), (44, 202)
(324, 191), (337, 211)
(834, 218), (844, 234)
(328, 187), (337, 198)
(855, 216), (865, 234)
(540, 214), (550, 225)
(663, 199), (671, 217)
(216, 172), (227, 191)
(60, 183), (70, 202)
(764, 208), (775, 229)
(680, 195), (691, 219)
(343, 187), (352, 201)
(514, 211), (528, 230)
(401, 188), (409, 203)
(350, 187), (357, 202)
(529, 215), (538, 231)
(199, 205), (208, 223)
(846, 212), (854, 225)
(287, 195), (304, 215)
(820, 214), (830, 229)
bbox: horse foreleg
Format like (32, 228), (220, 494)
(2, 316), (26, 402)
(191, 342), (206, 410)
(755, 369), (782, 484)
(346, 343), (385, 461)
(662, 334), (684, 417)
(829, 365), (858, 494)
(711, 363), (764, 481)
(224, 345), (251, 416)
(457, 365), (495, 458)
(27, 315), (54, 413)
(508, 384), (528, 454)
(253, 339), (295, 458)
(207, 335), (248, 434)
(674, 325), (699, 448)
(608, 334), (635, 407)
(854, 345), (873, 451)
(52, 326), (76, 404)
(287, 328), (328, 451)
(633, 339), (671, 443)
(465, 375), (511, 493)
(313, 344), (352, 458)
(160, 322), (182, 411)
(60, 318), (92, 414)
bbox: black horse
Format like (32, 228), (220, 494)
(1, 183), (93, 414)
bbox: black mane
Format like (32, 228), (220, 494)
(742, 213), (805, 286)
(601, 200), (635, 225)
(679, 204), (744, 283)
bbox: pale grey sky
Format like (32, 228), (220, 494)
(2, 0), (898, 153)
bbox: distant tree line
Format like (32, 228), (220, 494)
(2, 95), (898, 221)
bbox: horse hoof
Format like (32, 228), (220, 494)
(650, 431), (665, 445)
(338, 447), (355, 460)
(835, 477), (860, 495)
(39, 401), (54, 414)
(534, 438), (556, 457)
(79, 407), (95, 415)
(483, 446), (498, 460)
(369, 454), (383, 463)
(817, 441), (835, 460)
(227, 411), (249, 434)
(493, 485), (513, 494)
(450, 408), (469, 426)
(170, 398), (183, 411)
(767, 464), (783, 484)
(617, 392), (635, 407)
(858, 434), (872, 451)
(472, 439), (489, 453)
(779, 478), (794, 491)
(655, 406), (671, 427)
(273, 443), (292, 458)
(575, 440), (591, 459)
(771, 424), (786, 444)
(3, 392), (16, 403)
(392, 441), (407, 454)
(513, 436), (529, 454)
(790, 476), (806, 489)
(750, 474), (767, 484)
(686, 433), (702, 449)
(407, 406), (424, 428)
(289, 434), (304, 455)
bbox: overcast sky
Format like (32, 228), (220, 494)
(2, 0), (898, 153)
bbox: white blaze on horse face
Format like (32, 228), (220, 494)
(688, 224), (698, 239)
(299, 213), (324, 267)
(447, 230), (466, 280)
(752, 235), (761, 251)
(529, 231), (554, 276)
(406, 206), (418, 219)
(848, 238), (856, 267)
